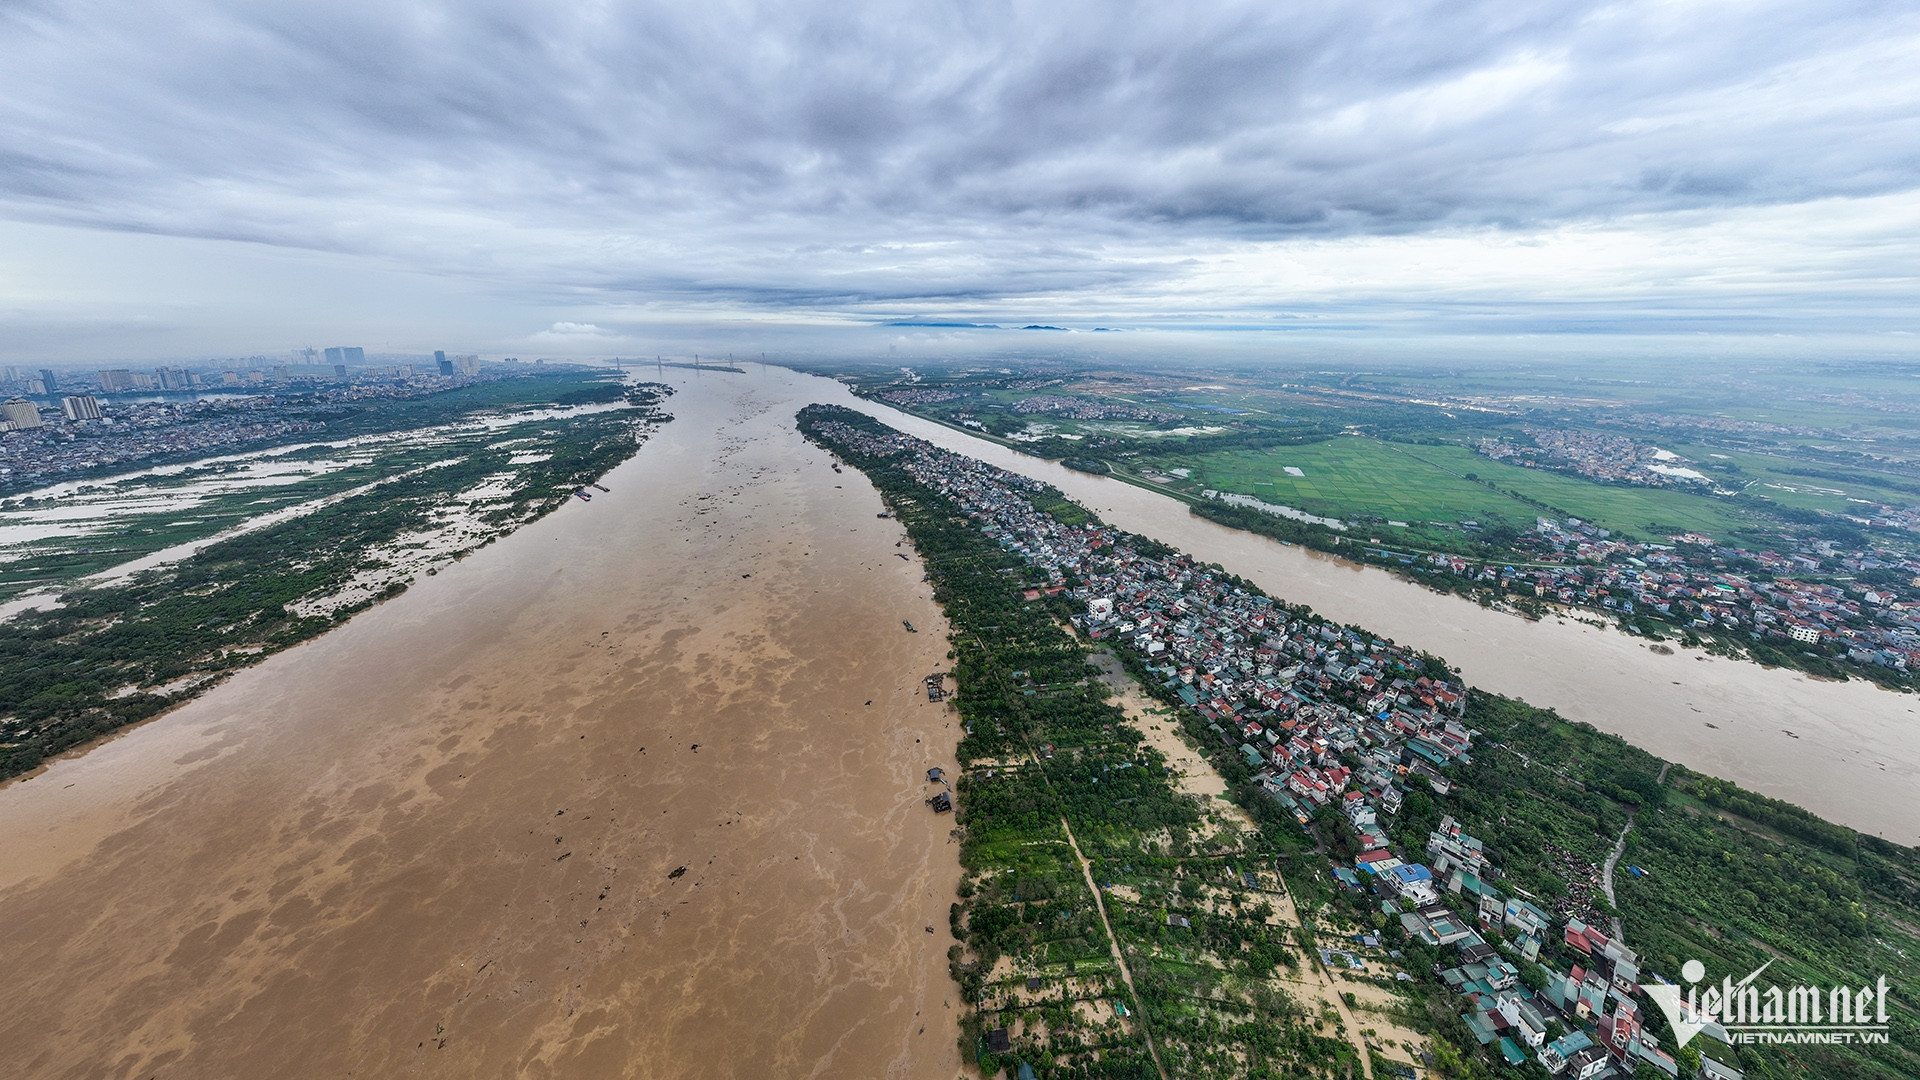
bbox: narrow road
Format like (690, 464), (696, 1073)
(1600, 819), (1632, 932)
(994, 636), (1168, 1080)
(1270, 869), (1376, 1080)
(1058, 814), (1170, 1080)
(1600, 763), (1667, 943)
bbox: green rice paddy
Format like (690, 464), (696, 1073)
(1139, 436), (1767, 541)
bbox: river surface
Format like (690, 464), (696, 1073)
(3, 362), (1916, 1080)
(832, 386), (1920, 843)
(0, 369), (963, 1079)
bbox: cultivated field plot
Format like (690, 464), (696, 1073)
(1140, 437), (1765, 540)
(1163, 438), (1504, 524)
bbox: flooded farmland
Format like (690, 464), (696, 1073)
(4, 360), (1918, 1080)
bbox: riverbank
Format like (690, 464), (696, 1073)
(837, 390), (1920, 842)
(0, 370), (963, 1078)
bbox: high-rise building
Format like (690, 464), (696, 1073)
(98, 369), (138, 392)
(324, 347), (344, 365)
(343, 347), (365, 363)
(438, 358), (456, 376)
(456, 355), (481, 376)
(334, 364), (349, 379)
(434, 350), (447, 364)
(271, 366), (290, 382)
(61, 395), (103, 422)
(2, 398), (43, 430)
(39, 369), (56, 392)
(26, 379), (46, 394)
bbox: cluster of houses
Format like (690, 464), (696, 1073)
(1008, 395), (1181, 424)
(875, 387), (965, 407)
(1477, 429), (1721, 491)
(811, 419), (1712, 1078)
(1425, 516), (1920, 673)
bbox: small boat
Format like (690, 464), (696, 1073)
(574, 489), (592, 502)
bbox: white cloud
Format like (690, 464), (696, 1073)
(0, 0), (1914, 356)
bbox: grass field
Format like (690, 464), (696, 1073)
(1137, 435), (1766, 541)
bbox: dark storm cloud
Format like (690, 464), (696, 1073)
(0, 0), (1916, 318)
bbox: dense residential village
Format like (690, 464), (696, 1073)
(810, 415), (1728, 1079)
(0, 394), (327, 487)
(1477, 430), (1721, 492)
(0, 361), (562, 491)
(852, 365), (1920, 691)
(1423, 516), (1920, 674)
(1009, 395), (1184, 425)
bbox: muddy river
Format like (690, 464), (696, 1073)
(0, 370), (963, 1079)
(836, 386), (1920, 844)
(3, 361), (1915, 1080)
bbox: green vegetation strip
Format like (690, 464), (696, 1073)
(0, 385), (671, 782)
(804, 404), (1920, 1080)
(804, 405), (1367, 1080)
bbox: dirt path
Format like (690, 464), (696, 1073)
(1269, 870), (1377, 1080)
(1059, 814), (1170, 1080)
(1601, 762), (1667, 942)
(1003, 648), (1170, 1080)
(1601, 820), (1632, 910)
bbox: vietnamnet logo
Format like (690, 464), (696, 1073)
(1642, 959), (1893, 1046)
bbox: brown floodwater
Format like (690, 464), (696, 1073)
(0, 370), (964, 1079)
(7, 362), (1917, 1080)
(839, 390), (1920, 844)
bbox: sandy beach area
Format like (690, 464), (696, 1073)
(0, 370), (964, 1079)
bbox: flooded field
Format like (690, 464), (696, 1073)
(0, 370), (964, 1079)
(0, 400), (635, 607)
(842, 392), (1920, 843)
(6, 360), (1916, 1080)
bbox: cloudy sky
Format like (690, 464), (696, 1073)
(2, 0), (1917, 361)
